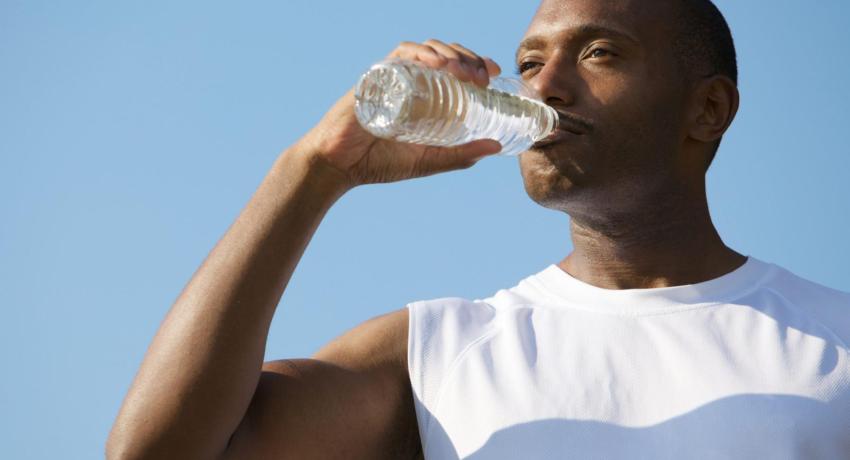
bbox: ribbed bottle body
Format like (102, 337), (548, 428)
(354, 58), (558, 157)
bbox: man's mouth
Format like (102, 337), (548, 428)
(532, 112), (593, 149)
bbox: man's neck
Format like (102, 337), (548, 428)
(558, 187), (746, 290)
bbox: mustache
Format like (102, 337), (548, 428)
(555, 111), (594, 135)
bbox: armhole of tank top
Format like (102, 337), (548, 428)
(407, 300), (503, 453)
(427, 303), (546, 421)
(406, 301), (433, 448)
(425, 321), (503, 441)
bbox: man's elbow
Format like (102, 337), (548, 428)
(104, 424), (155, 460)
(105, 430), (227, 460)
(104, 429), (137, 460)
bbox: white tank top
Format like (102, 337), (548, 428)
(406, 257), (850, 459)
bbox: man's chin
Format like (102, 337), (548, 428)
(519, 150), (586, 213)
(521, 145), (589, 182)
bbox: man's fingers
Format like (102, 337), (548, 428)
(386, 40), (499, 88)
(447, 42), (492, 87)
(387, 41), (446, 68)
(422, 39), (482, 85)
(416, 139), (502, 176)
(482, 57), (501, 77)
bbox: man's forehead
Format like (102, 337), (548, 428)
(521, 0), (670, 47)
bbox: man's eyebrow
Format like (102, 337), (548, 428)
(515, 25), (640, 62)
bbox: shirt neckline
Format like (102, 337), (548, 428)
(527, 256), (775, 315)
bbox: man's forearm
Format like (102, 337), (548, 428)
(107, 146), (350, 459)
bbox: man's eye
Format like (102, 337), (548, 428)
(588, 48), (613, 59)
(516, 61), (541, 75)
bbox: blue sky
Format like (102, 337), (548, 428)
(1, 1), (848, 458)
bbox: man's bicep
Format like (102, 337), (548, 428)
(222, 308), (419, 459)
(311, 306), (410, 371)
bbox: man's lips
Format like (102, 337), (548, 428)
(533, 129), (577, 148)
(533, 112), (593, 148)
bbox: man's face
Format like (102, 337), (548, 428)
(517, 0), (689, 214)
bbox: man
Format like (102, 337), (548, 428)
(107, 0), (850, 458)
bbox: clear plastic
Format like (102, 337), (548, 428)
(353, 58), (558, 157)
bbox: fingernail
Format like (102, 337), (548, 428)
(462, 63), (474, 79)
(453, 61), (467, 78)
(477, 67), (488, 85)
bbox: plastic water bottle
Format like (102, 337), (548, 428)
(353, 58), (558, 157)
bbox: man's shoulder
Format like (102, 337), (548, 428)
(757, 260), (850, 345)
(313, 306), (410, 373)
(762, 261), (850, 304)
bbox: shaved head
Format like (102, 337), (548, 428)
(672, 0), (738, 85)
(671, 0), (737, 162)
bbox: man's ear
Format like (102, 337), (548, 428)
(687, 75), (739, 144)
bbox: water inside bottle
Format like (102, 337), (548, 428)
(355, 59), (558, 156)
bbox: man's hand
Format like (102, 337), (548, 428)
(295, 39), (504, 190)
(107, 39), (496, 460)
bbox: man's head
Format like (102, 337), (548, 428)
(517, 0), (738, 219)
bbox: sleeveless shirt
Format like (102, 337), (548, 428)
(406, 256), (850, 459)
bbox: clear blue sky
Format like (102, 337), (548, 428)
(2, 1), (848, 458)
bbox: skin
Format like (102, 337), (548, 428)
(106, 0), (745, 458)
(518, 0), (745, 288)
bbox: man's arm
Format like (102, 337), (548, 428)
(107, 140), (422, 459)
(106, 148), (354, 459)
(106, 39), (499, 459)
(223, 307), (422, 459)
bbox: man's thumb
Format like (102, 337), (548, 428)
(460, 139), (503, 161)
(420, 139), (502, 172)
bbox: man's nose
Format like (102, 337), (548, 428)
(528, 57), (577, 107)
